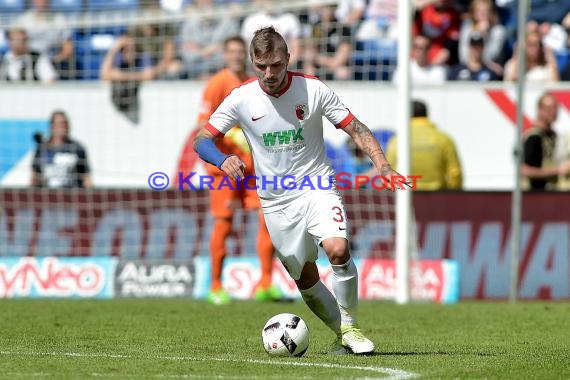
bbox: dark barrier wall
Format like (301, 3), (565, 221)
(1, 190), (568, 300)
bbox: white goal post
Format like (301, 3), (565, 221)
(395, 0), (413, 304)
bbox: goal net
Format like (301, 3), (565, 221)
(0, 0), (425, 301)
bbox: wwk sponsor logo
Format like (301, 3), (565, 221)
(262, 128), (304, 146)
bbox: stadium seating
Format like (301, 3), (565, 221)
(50, 0), (84, 13)
(0, 1), (567, 82)
(352, 40), (398, 81)
(0, 0), (25, 13)
(87, 0), (139, 11)
(74, 26), (128, 80)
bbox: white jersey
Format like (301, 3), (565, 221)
(206, 71), (354, 211)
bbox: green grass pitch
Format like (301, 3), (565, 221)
(0, 300), (568, 379)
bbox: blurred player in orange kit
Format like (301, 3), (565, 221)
(192, 36), (282, 305)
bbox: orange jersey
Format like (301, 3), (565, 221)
(197, 68), (253, 176)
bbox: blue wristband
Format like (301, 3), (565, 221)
(195, 138), (229, 169)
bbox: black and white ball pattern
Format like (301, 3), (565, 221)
(261, 313), (310, 357)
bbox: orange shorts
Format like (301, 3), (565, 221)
(209, 175), (261, 219)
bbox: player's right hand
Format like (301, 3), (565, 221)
(380, 164), (412, 191)
(220, 155), (246, 181)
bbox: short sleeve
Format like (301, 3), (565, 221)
(318, 81), (354, 129)
(32, 147), (42, 173)
(207, 88), (240, 136)
(37, 54), (58, 83)
(76, 144), (90, 175)
(524, 135), (543, 167)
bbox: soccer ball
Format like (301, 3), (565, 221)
(261, 313), (310, 357)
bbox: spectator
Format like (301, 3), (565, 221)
(503, 30), (559, 82)
(303, 5), (353, 80)
(522, 93), (570, 191)
(392, 34), (447, 84)
(178, 0), (239, 79)
(386, 100), (463, 190)
(458, 0), (507, 69)
(448, 33), (501, 81)
(157, 39), (186, 80)
(133, 23), (185, 80)
(241, 0), (303, 69)
(31, 110), (92, 188)
(413, 0), (461, 65)
(132, 23), (170, 67)
(0, 28), (57, 83)
(100, 34), (159, 124)
(334, 0), (366, 28)
(355, 0), (398, 44)
(527, 19), (569, 55)
(13, 0), (75, 79)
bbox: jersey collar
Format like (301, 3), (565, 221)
(259, 71), (293, 98)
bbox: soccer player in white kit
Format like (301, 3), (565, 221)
(194, 27), (407, 354)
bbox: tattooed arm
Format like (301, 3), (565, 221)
(342, 117), (393, 175)
(342, 117), (409, 190)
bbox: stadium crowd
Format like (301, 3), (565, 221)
(0, 0), (569, 82)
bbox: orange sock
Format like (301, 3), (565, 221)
(256, 212), (274, 289)
(210, 218), (232, 292)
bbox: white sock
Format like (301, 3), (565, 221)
(300, 281), (341, 335)
(331, 258), (358, 326)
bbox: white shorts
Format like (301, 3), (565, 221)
(263, 189), (349, 280)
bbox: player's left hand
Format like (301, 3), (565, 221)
(221, 155), (246, 181)
(379, 165), (412, 191)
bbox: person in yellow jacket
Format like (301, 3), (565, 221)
(386, 100), (463, 190)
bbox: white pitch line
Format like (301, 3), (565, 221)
(0, 351), (419, 380)
(92, 373), (266, 379)
(2, 372), (51, 378)
(5, 373), (269, 379)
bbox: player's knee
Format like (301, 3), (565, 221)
(322, 238), (349, 265)
(296, 262), (320, 290)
